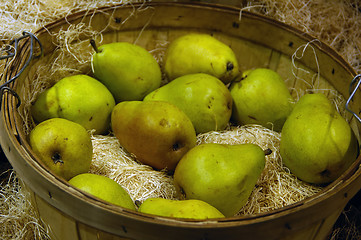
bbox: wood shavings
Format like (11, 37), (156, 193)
(0, 0), (135, 41)
(0, 171), (50, 240)
(89, 134), (178, 203)
(244, 0), (361, 72)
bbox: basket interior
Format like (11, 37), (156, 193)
(5, 1), (361, 224)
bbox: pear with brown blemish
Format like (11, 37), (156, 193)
(111, 101), (197, 171)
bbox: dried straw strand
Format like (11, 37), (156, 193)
(0, 170), (50, 240)
(244, 0), (361, 72)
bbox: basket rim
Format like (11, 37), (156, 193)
(1, 0), (360, 233)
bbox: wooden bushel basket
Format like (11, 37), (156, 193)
(1, 2), (361, 240)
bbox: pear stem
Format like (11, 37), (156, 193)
(90, 39), (100, 53)
(233, 73), (245, 83)
(134, 200), (142, 208)
(264, 148), (272, 156)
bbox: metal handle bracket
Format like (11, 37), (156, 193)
(0, 31), (43, 109)
(346, 74), (361, 123)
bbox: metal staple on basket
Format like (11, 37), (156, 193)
(346, 74), (361, 123)
(0, 31), (43, 109)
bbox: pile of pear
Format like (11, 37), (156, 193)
(29, 33), (359, 220)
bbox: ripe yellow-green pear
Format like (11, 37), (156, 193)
(29, 118), (93, 180)
(91, 40), (162, 102)
(138, 198), (225, 219)
(111, 101), (197, 171)
(280, 93), (359, 184)
(174, 143), (266, 217)
(68, 173), (136, 210)
(31, 74), (115, 135)
(164, 33), (240, 84)
(229, 68), (294, 132)
(144, 73), (232, 134)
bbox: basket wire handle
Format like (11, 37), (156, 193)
(346, 74), (361, 123)
(0, 31), (43, 109)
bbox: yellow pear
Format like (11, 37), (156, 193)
(229, 68), (294, 132)
(31, 74), (115, 134)
(111, 101), (197, 171)
(29, 118), (93, 180)
(144, 73), (232, 134)
(280, 93), (359, 184)
(164, 33), (240, 84)
(91, 41), (162, 102)
(69, 173), (136, 210)
(174, 143), (266, 217)
(138, 198), (225, 219)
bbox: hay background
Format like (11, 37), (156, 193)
(0, 0), (361, 240)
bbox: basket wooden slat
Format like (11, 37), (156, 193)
(0, 2), (361, 240)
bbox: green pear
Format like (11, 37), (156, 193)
(229, 68), (294, 132)
(111, 101), (197, 171)
(164, 33), (240, 84)
(280, 93), (359, 184)
(69, 173), (136, 210)
(138, 198), (225, 219)
(173, 143), (266, 217)
(29, 118), (93, 180)
(144, 73), (232, 134)
(91, 41), (162, 102)
(31, 74), (115, 135)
